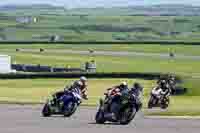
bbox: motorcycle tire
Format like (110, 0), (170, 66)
(119, 107), (137, 125)
(63, 102), (78, 117)
(95, 109), (106, 124)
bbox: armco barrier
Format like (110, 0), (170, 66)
(11, 64), (83, 73)
(0, 72), (178, 80)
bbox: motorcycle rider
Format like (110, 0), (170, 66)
(104, 81), (129, 120)
(130, 82), (143, 110)
(53, 76), (88, 105)
(151, 80), (171, 100)
(67, 76), (88, 100)
(105, 81), (129, 103)
(167, 75), (176, 94)
(159, 80), (171, 99)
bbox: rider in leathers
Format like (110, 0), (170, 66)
(130, 82), (143, 111)
(152, 80), (171, 100)
(104, 82), (129, 120)
(53, 76), (88, 105)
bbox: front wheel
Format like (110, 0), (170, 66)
(42, 103), (51, 117)
(160, 97), (170, 109)
(95, 109), (106, 124)
(63, 102), (78, 117)
(119, 107), (137, 125)
(148, 96), (155, 109)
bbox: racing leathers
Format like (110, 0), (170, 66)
(151, 82), (171, 101)
(130, 84), (143, 111)
(53, 80), (88, 106)
(104, 82), (129, 120)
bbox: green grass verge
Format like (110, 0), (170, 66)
(0, 78), (154, 105)
(0, 78), (200, 116)
(0, 50), (200, 76)
(1, 44), (200, 56)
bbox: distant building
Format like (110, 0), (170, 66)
(85, 60), (96, 73)
(33, 17), (38, 23)
(0, 55), (11, 73)
(16, 16), (38, 24)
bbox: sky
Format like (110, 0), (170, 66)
(0, 0), (200, 8)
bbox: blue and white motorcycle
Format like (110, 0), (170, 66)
(42, 89), (82, 117)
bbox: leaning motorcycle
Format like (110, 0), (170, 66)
(95, 92), (138, 125)
(148, 88), (170, 109)
(42, 90), (82, 117)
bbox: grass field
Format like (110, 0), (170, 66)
(0, 44), (200, 115)
(1, 44), (200, 56)
(0, 49), (200, 76)
(0, 78), (154, 105)
(2, 8), (200, 42)
(0, 78), (200, 116)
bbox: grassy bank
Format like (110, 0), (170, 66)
(0, 78), (154, 105)
(1, 44), (200, 56)
(0, 50), (200, 76)
(0, 78), (200, 116)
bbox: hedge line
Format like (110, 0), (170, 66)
(0, 41), (200, 45)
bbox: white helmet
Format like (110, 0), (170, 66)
(80, 76), (87, 82)
(120, 81), (127, 87)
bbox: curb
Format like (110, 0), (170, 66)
(145, 116), (200, 119)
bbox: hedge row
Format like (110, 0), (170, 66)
(1, 41), (200, 45)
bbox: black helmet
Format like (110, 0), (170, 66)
(133, 82), (143, 91)
(160, 80), (166, 87)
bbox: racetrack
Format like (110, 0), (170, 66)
(17, 49), (200, 60)
(1, 105), (200, 133)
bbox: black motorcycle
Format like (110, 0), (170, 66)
(95, 92), (138, 125)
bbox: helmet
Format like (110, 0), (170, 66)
(80, 76), (87, 82)
(160, 80), (166, 87)
(133, 82), (143, 91)
(134, 82), (140, 88)
(120, 81), (128, 88)
(169, 75), (175, 81)
(77, 81), (83, 87)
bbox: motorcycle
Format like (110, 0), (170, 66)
(95, 90), (138, 125)
(42, 90), (82, 117)
(148, 87), (170, 109)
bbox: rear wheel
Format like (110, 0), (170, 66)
(42, 103), (51, 117)
(119, 107), (137, 125)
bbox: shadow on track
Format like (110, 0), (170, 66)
(88, 122), (129, 126)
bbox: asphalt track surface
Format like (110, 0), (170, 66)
(18, 49), (200, 60)
(1, 105), (200, 133)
